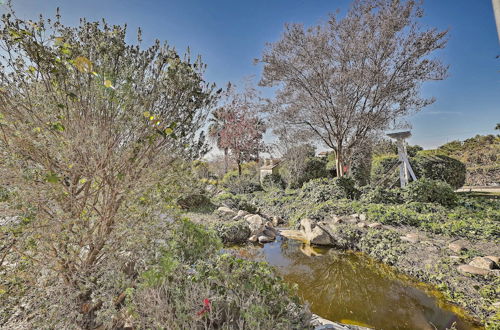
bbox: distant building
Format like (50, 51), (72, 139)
(260, 159), (282, 181)
(317, 151), (331, 158)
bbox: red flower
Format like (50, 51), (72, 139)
(196, 298), (211, 316)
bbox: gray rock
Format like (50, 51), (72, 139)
(263, 229), (276, 239)
(457, 264), (490, 276)
(359, 214), (367, 222)
(217, 206), (236, 217)
(246, 215), (264, 235)
(401, 233), (419, 243)
(448, 242), (466, 253)
(308, 226), (332, 246)
(248, 235), (258, 243)
(357, 222), (367, 228)
(237, 210), (249, 217)
(368, 222), (382, 229)
(469, 257), (497, 270)
(215, 220), (251, 244)
(485, 256), (500, 265)
(343, 216), (359, 224)
(258, 235), (274, 243)
(272, 216), (283, 227)
(300, 218), (315, 237)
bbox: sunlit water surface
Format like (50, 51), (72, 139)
(232, 236), (482, 330)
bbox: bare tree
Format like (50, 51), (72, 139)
(258, 0), (448, 176)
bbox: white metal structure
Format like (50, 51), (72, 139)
(387, 131), (417, 188)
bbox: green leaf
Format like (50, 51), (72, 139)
(45, 173), (60, 183)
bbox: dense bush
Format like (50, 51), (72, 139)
(412, 153), (466, 189)
(280, 157), (329, 188)
(222, 170), (262, 194)
(132, 220), (310, 329)
(261, 173), (286, 191)
(299, 177), (360, 203)
(371, 153), (466, 189)
(212, 193), (257, 213)
(402, 178), (457, 207)
(360, 186), (403, 204)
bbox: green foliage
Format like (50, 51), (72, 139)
(412, 153), (466, 189)
(222, 167), (262, 194)
(212, 193), (257, 213)
(213, 220), (251, 244)
(357, 229), (407, 265)
(402, 178), (457, 207)
(0, 185), (9, 202)
(131, 218), (310, 329)
(299, 177), (360, 203)
(280, 157), (329, 189)
(360, 186), (403, 204)
(169, 218), (223, 265)
(371, 153), (466, 189)
(261, 173), (285, 191)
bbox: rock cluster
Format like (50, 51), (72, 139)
(457, 256), (500, 276)
(215, 207), (281, 244)
(298, 214), (380, 247)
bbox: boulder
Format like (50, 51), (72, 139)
(457, 264), (491, 276)
(246, 215), (264, 235)
(272, 216), (284, 227)
(300, 218), (315, 237)
(248, 235), (258, 243)
(217, 206), (237, 218)
(469, 257), (497, 270)
(448, 242), (466, 253)
(359, 214), (367, 222)
(308, 226), (332, 246)
(357, 222), (367, 228)
(237, 210), (249, 217)
(400, 233), (420, 244)
(343, 216), (359, 224)
(485, 256), (500, 265)
(368, 222), (382, 229)
(258, 235), (274, 243)
(263, 228), (276, 239)
(215, 220), (251, 244)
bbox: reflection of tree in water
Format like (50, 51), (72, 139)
(272, 240), (473, 330)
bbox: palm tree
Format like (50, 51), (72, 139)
(208, 107), (229, 174)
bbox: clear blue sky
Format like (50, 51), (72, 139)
(11, 0), (500, 149)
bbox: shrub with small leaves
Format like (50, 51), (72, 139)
(402, 178), (457, 207)
(261, 173), (286, 191)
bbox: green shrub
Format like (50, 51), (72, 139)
(0, 185), (9, 202)
(212, 193), (257, 213)
(169, 218), (223, 265)
(299, 177), (360, 203)
(412, 152), (466, 189)
(360, 186), (403, 204)
(280, 157), (329, 189)
(177, 193), (216, 213)
(222, 170), (262, 194)
(213, 220), (251, 244)
(402, 178), (458, 207)
(371, 153), (466, 189)
(261, 173), (286, 191)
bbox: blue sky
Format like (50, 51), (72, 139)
(11, 0), (500, 149)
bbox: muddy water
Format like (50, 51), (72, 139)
(235, 236), (482, 330)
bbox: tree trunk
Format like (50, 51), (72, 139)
(223, 148), (228, 174)
(336, 147), (344, 177)
(237, 159), (242, 176)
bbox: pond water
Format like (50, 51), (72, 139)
(233, 236), (482, 330)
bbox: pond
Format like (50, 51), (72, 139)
(232, 236), (482, 330)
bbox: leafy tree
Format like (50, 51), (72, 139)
(208, 107), (230, 173)
(258, 0), (448, 177)
(0, 11), (218, 327)
(217, 84), (266, 175)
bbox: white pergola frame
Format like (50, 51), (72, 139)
(387, 131), (417, 188)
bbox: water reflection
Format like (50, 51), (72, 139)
(242, 236), (482, 330)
